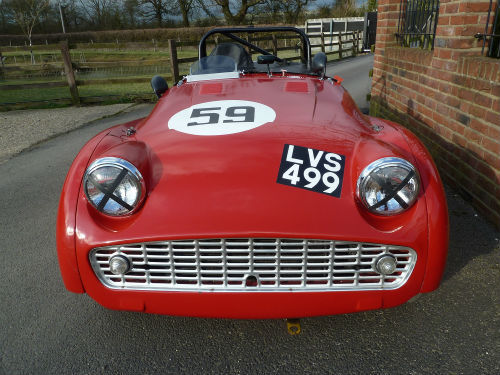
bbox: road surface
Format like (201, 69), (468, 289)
(326, 53), (373, 113)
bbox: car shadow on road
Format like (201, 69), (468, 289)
(443, 186), (500, 282)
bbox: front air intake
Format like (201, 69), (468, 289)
(90, 238), (417, 292)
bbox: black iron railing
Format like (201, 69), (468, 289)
(396, 0), (440, 49)
(474, 0), (500, 58)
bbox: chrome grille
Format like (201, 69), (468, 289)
(90, 239), (417, 291)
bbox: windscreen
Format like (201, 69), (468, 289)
(190, 55), (237, 75)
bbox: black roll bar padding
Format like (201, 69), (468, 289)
(198, 26), (311, 69)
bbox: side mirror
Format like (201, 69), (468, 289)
(257, 55), (277, 76)
(151, 75), (168, 98)
(312, 52), (327, 79)
(257, 55), (277, 65)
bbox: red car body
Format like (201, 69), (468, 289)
(57, 28), (448, 318)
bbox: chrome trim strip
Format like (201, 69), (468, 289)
(186, 71), (240, 82)
(90, 239), (417, 292)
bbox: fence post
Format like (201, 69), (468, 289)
(60, 41), (80, 106)
(320, 33), (325, 53)
(352, 31), (358, 57)
(329, 20), (334, 51)
(168, 39), (180, 85)
(338, 32), (343, 59)
(272, 34), (278, 56)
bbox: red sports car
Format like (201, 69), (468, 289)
(57, 27), (448, 319)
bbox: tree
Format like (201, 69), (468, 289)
(256, 0), (312, 25)
(194, 0), (218, 23)
(140, 0), (171, 27)
(212, 0), (264, 25)
(79, 0), (122, 30)
(255, 0), (281, 23)
(36, 2), (67, 34)
(177, 0), (194, 27)
(366, 0), (377, 12)
(5, 0), (50, 63)
(0, 0), (13, 33)
(59, 0), (86, 31)
(123, 0), (141, 28)
(281, 0), (311, 24)
(332, 0), (357, 17)
(316, 5), (331, 19)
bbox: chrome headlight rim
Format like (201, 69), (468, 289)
(83, 157), (146, 217)
(357, 157), (420, 216)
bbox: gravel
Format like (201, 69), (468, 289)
(0, 103), (152, 164)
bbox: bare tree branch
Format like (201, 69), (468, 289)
(6, 0), (50, 46)
(212, 0), (264, 25)
(78, 0), (121, 29)
(140, 0), (172, 27)
(194, 0), (217, 21)
(177, 0), (194, 27)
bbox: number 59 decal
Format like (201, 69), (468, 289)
(168, 100), (276, 136)
(277, 144), (346, 198)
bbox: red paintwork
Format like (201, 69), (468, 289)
(56, 127), (110, 293)
(57, 73), (449, 318)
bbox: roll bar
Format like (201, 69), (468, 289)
(198, 26), (312, 70)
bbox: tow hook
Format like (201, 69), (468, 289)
(286, 318), (301, 335)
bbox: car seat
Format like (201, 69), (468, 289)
(210, 43), (254, 71)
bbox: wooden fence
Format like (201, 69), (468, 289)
(167, 30), (362, 82)
(0, 31), (363, 110)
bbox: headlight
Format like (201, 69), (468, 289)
(357, 157), (420, 215)
(83, 157), (146, 216)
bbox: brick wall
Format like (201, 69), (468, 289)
(371, 0), (500, 228)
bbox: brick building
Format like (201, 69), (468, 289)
(370, 0), (500, 228)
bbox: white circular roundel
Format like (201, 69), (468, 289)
(168, 100), (276, 136)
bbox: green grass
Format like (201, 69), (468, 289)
(0, 77), (66, 85)
(1, 46), (198, 65)
(0, 101), (71, 112)
(80, 82), (152, 97)
(0, 82), (153, 103)
(0, 86), (70, 103)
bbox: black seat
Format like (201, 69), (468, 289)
(210, 43), (254, 71)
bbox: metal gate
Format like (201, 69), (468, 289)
(363, 12), (378, 51)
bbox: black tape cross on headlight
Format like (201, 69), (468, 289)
(369, 170), (415, 210)
(89, 168), (134, 212)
